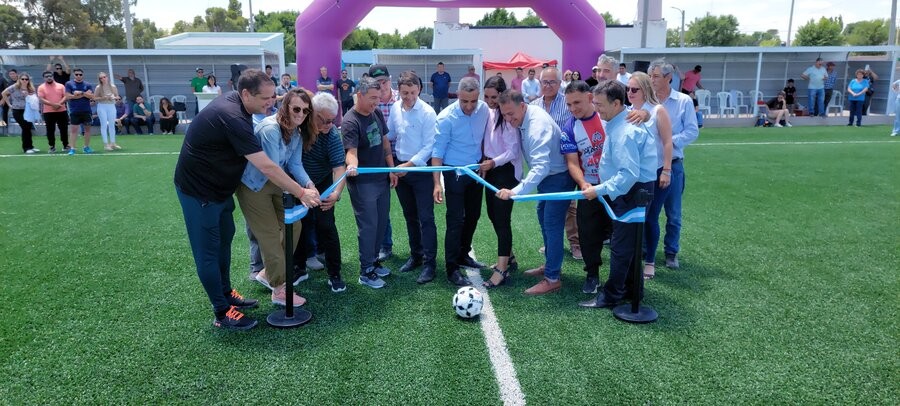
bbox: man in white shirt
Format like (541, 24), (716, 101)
(387, 71), (439, 284)
(616, 63), (631, 85)
(521, 68), (541, 103)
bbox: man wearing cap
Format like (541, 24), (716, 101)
(369, 64), (400, 263)
(430, 62), (451, 112)
(522, 68), (540, 103)
(190, 68), (206, 115)
(585, 67), (599, 88)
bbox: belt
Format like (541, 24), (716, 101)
(672, 158), (683, 164)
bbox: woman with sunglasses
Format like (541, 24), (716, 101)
(236, 88), (320, 308)
(2, 72), (38, 153)
(94, 72), (121, 151)
(626, 72), (673, 280)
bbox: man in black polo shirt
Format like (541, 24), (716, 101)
(174, 69), (320, 330)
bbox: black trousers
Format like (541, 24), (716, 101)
(602, 181), (654, 302)
(862, 92), (873, 116)
(443, 171), (482, 273)
(294, 179), (343, 278)
(824, 89), (834, 111)
(577, 194), (613, 278)
(160, 116), (178, 133)
(484, 162), (517, 257)
(12, 109), (33, 152)
(43, 111), (69, 149)
(395, 165), (438, 265)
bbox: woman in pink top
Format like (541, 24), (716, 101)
(480, 76), (522, 288)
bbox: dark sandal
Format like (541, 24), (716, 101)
(483, 267), (510, 288)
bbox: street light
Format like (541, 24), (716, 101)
(671, 6), (685, 47)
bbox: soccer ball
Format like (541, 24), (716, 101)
(453, 286), (483, 318)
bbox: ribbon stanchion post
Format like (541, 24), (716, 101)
(613, 188), (658, 324)
(266, 192), (313, 328)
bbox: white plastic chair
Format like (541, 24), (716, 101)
(695, 89), (712, 117)
(749, 90), (765, 115)
(716, 92), (737, 118)
(172, 95), (188, 122)
(732, 90), (750, 116)
(826, 90), (844, 116)
(148, 95), (164, 118)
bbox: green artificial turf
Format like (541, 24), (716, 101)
(0, 126), (897, 404)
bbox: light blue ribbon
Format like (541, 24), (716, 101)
(285, 164), (646, 224)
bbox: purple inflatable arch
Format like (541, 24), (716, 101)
(295, 0), (606, 90)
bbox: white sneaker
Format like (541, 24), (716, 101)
(306, 256), (325, 271)
(774, 123), (783, 128)
(25, 149), (36, 154)
(254, 269), (274, 291)
(891, 133), (898, 137)
(785, 122), (793, 127)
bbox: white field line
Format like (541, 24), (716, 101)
(466, 268), (527, 406)
(0, 151), (180, 158)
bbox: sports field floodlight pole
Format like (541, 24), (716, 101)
(267, 192), (313, 328)
(613, 188), (658, 324)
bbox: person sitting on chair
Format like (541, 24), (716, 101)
(765, 91), (792, 128)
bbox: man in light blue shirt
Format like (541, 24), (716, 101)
(388, 71), (439, 284)
(432, 77), (490, 286)
(580, 80), (657, 309)
(644, 59), (699, 271)
(497, 89), (573, 295)
(801, 58), (828, 117)
(521, 68), (541, 103)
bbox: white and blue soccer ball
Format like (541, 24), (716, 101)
(453, 286), (483, 318)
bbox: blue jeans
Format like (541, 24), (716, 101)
(807, 88), (825, 117)
(893, 98), (900, 134)
(382, 219), (393, 251)
(175, 186), (236, 313)
(848, 100), (864, 126)
(536, 171), (575, 280)
(644, 160), (685, 264)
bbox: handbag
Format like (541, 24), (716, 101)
(173, 101), (187, 111)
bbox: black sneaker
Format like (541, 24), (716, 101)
(292, 265), (310, 286)
(458, 256), (486, 270)
(213, 306), (258, 330)
(582, 276), (599, 294)
(328, 276), (347, 293)
(227, 289), (258, 309)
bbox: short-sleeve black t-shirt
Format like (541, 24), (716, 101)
(341, 108), (388, 185)
(53, 71), (71, 85)
(174, 91), (263, 201)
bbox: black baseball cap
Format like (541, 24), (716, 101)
(368, 64), (389, 79)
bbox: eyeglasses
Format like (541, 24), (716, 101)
(540, 80), (558, 86)
(74, 73), (83, 77)
(291, 106), (311, 115)
(317, 115), (335, 125)
(627, 87), (641, 94)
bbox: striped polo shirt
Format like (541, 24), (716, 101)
(302, 126), (346, 185)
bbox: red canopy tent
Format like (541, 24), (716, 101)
(483, 52), (558, 70)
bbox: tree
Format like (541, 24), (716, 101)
(475, 8), (518, 26)
(342, 27), (379, 50)
(254, 10), (300, 61)
(0, 4), (27, 48)
(601, 11), (621, 26)
(518, 10), (543, 27)
(131, 18), (167, 49)
(171, 16), (207, 34)
(406, 26), (433, 49)
(843, 19), (889, 45)
(684, 14), (741, 46)
(793, 16), (844, 46)
(739, 29), (782, 47)
(666, 28), (681, 47)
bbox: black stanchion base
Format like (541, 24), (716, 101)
(613, 303), (658, 324)
(266, 308), (313, 328)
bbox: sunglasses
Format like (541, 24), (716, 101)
(20, 78), (29, 81)
(627, 87), (641, 94)
(74, 73), (83, 76)
(55, 68), (62, 70)
(291, 106), (311, 115)
(43, 75), (53, 79)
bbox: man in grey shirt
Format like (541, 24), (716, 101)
(114, 69), (145, 103)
